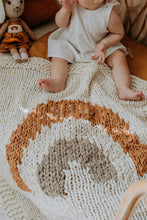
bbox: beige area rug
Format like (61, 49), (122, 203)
(0, 56), (147, 220)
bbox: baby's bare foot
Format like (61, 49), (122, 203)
(38, 79), (65, 93)
(118, 88), (145, 101)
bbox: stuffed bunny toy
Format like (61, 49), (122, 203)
(0, 0), (36, 62)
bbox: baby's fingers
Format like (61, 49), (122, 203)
(101, 53), (105, 63)
(72, 0), (77, 5)
(91, 55), (101, 64)
(96, 54), (105, 64)
(91, 54), (98, 60)
(96, 56), (102, 64)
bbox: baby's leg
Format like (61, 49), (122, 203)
(38, 57), (68, 93)
(106, 50), (145, 101)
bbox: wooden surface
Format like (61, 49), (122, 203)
(122, 36), (147, 81)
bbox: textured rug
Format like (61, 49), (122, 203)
(0, 56), (147, 220)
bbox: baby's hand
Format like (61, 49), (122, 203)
(59, 0), (76, 11)
(91, 43), (106, 64)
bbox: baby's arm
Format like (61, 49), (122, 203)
(55, 0), (76, 28)
(92, 10), (124, 64)
(100, 9), (124, 48)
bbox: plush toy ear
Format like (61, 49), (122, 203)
(0, 0), (6, 24)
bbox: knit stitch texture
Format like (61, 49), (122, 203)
(0, 56), (147, 219)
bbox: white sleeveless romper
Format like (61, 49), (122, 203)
(48, 1), (127, 63)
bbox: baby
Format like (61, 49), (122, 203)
(38, 0), (145, 101)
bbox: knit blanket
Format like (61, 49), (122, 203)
(0, 56), (147, 220)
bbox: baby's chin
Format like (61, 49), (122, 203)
(77, 2), (86, 9)
(76, 1), (94, 10)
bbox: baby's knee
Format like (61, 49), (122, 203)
(111, 50), (126, 66)
(113, 50), (126, 60)
(113, 49), (125, 58)
(106, 50), (126, 67)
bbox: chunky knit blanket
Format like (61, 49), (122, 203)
(0, 56), (147, 220)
